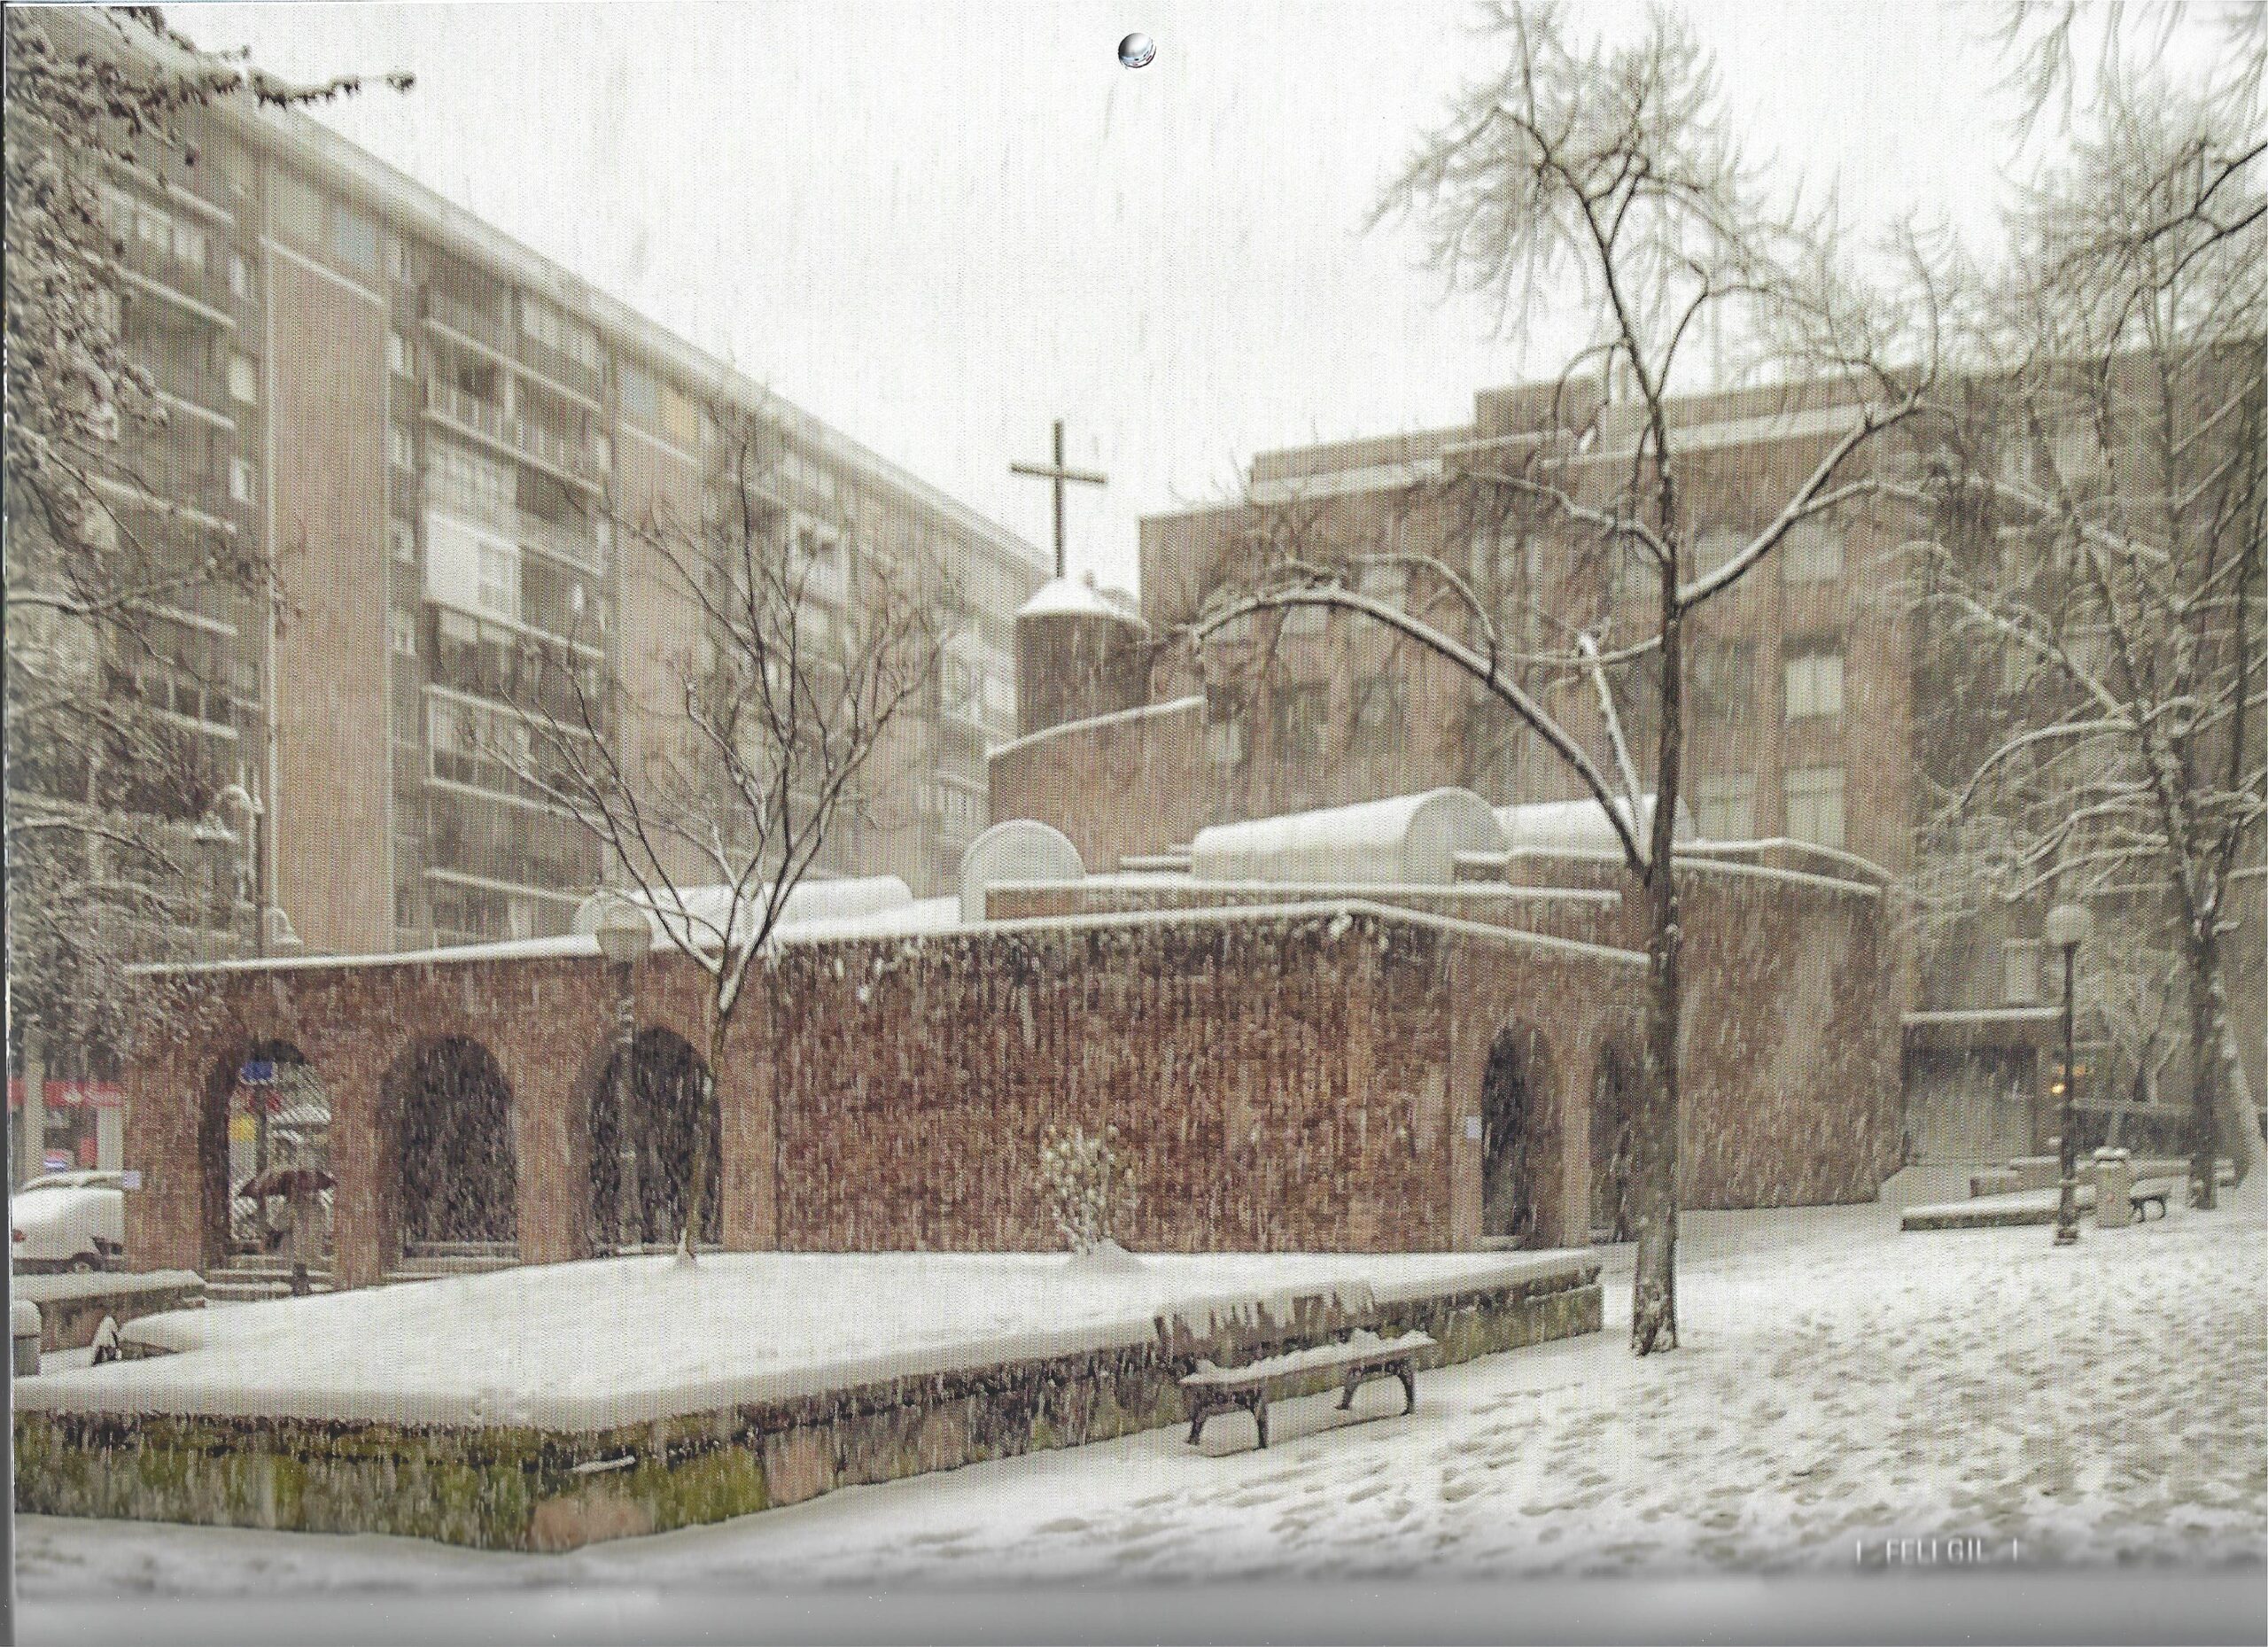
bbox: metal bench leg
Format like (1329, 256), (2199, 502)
(1396, 1364), (1417, 1415)
(1250, 1394), (1269, 1450)
(1337, 1369), (1363, 1410)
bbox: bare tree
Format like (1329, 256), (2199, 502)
(1188, 1), (1932, 1353)
(493, 404), (960, 1263)
(4, 9), (408, 1075)
(1900, 80), (2267, 1198)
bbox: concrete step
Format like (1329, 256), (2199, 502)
(402, 1241), (518, 1260)
(211, 1260), (333, 1283)
(206, 1278), (333, 1303)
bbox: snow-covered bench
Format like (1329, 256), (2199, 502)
(1154, 1281), (1434, 1451)
(2125, 1178), (2178, 1222)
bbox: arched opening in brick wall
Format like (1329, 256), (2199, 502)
(198, 1038), (323, 1273)
(381, 1037), (519, 1260)
(582, 1027), (720, 1251)
(1590, 1036), (1642, 1244)
(1480, 1022), (1553, 1246)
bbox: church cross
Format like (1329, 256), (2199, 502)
(1009, 418), (1107, 579)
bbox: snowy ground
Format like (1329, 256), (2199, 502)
(15, 1249), (1566, 1427)
(17, 1185), (2264, 1629)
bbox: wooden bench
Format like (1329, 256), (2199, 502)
(2125, 1178), (2178, 1222)
(1154, 1282), (1435, 1451)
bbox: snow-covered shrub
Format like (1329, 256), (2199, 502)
(1037, 1123), (1138, 1254)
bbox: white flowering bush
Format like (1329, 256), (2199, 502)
(1037, 1123), (1138, 1254)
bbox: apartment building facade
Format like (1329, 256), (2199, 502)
(21, 16), (1044, 979)
(1135, 371), (2264, 1159)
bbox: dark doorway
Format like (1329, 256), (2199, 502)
(200, 1038), (319, 1270)
(384, 1037), (518, 1251)
(1591, 1038), (1640, 1243)
(1480, 1025), (1550, 1244)
(586, 1028), (721, 1250)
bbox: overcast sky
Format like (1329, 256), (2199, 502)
(176, 1), (2202, 592)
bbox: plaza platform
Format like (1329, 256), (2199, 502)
(13, 1248), (1600, 1549)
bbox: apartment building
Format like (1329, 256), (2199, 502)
(1138, 377), (1913, 875)
(1136, 369), (2264, 1159)
(21, 14), (1044, 975)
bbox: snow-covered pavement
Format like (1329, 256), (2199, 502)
(16, 1187), (2264, 1605)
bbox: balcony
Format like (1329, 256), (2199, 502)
(516, 333), (605, 405)
(118, 238), (234, 328)
(98, 441), (239, 525)
(139, 357), (237, 431)
(423, 289), (510, 353)
(517, 509), (605, 573)
(424, 382), (606, 491)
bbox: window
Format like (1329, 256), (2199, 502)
(1783, 644), (1845, 721)
(228, 457), (256, 505)
(1696, 526), (1745, 576)
(660, 385), (700, 449)
(274, 175), (325, 247)
(2051, 416), (2106, 485)
(228, 353), (259, 405)
(389, 426), (416, 472)
(618, 364), (659, 424)
(1205, 690), (1247, 768)
(983, 670), (1015, 723)
(1271, 682), (1328, 766)
(1781, 520), (1843, 584)
(477, 543), (520, 622)
(1280, 602), (1327, 638)
(1694, 773), (1755, 841)
(1350, 676), (1406, 756)
(388, 332), (413, 377)
(136, 206), (169, 250)
(1616, 546), (1659, 610)
(389, 607), (418, 658)
(1690, 638), (1754, 724)
(427, 440), (517, 526)
(391, 520), (418, 564)
(331, 206), (379, 274)
(2002, 940), (2041, 1006)
(1783, 765), (1846, 850)
(228, 252), (252, 301)
(170, 221), (206, 269)
(1355, 562), (1409, 608)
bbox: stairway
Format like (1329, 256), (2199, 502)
(206, 1253), (334, 1303)
(382, 1239), (521, 1287)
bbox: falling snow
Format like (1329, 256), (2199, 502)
(17, 1184), (2263, 1598)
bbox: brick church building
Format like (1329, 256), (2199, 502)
(120, 557), (1907, 1292)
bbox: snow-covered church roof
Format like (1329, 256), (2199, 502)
(1189, 789), (1507, 887)
(1017, 575), (1148, 628)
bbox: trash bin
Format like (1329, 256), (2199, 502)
(2094, 1147), (2134, 1228)
(12, 1300), (43, 1377)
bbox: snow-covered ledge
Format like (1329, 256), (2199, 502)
(14, 1249), (1601, 1550)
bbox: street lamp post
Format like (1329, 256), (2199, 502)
(593, 897), (649, 1254)
(207, 781), (273, 1193)
(2047, 901), (2096, 1247)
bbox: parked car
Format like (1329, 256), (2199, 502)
(11, 1185), (125, 1273)
(17, 1170), (127, 1194)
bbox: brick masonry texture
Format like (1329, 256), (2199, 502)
(121, 876), (1896, 1284)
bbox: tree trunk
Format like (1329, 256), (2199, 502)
(1630, 585), (1684, 1357)
(675, 1010), (730, 1268)
(2186, 933), (2267, 1207)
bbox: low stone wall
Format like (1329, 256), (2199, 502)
(12, 1272), (206, 1352)
(14, 1262), (1599, 1550)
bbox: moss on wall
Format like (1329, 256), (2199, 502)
(17, 1268), (1601, 1550)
